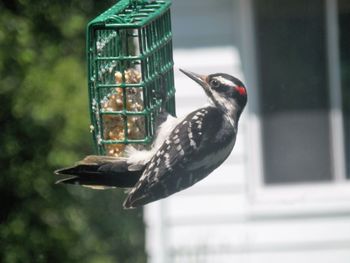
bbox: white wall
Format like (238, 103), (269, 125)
(145, 46), (248, 263)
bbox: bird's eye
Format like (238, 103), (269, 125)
(210, 79), (220, 88)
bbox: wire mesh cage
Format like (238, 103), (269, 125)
(87, 0), (176, 156)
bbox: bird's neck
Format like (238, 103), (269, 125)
(208, 99), (240, 128)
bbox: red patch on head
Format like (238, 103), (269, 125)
(235, 86), (246, 96)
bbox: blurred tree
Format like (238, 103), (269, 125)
(0, 1), (146, 262)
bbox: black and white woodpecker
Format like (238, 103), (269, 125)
(55, 69), (248, 209)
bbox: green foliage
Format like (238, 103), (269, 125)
(0, 1), (146, 262)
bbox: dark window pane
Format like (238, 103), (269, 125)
(339, 0), (350, 179)
(254, 0), (332, 184)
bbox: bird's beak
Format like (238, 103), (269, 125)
(179, 69), (208, 88)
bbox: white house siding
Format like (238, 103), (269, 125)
(144, 0), (350, 262)
(144, 46), (248, 263)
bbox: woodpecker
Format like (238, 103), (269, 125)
(55, 69), (247, 209)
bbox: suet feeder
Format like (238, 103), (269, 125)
(87, 0), (176, 156)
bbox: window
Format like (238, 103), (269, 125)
(339, 0), (350, 179)
(253, 0), (349, 185)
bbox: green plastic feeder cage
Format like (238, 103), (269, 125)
(87, 0), (176, 156)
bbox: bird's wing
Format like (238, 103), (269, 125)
(123, 107), (225, 208)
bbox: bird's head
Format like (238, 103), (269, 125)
(180, 69), (247, 121)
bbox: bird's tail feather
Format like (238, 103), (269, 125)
(55, 155), (143, 188)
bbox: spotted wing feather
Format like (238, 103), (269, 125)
(123, 107), (234, 208)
